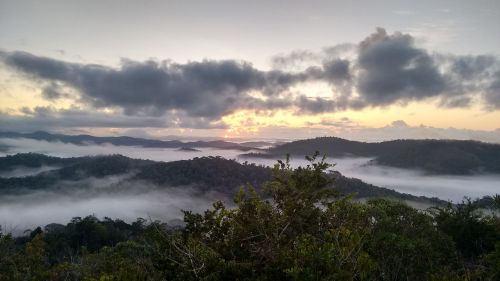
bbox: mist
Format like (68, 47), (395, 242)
(1, 137), (499, 233)
(0, 138), (242, 233)
(244, 156), (500, 202)
(0, 137), (246, 161)
(334, 159), (500, 202)
(0, 165), (60, 178)
(0, 175), (226, 235)
(2, 137), (499, 202)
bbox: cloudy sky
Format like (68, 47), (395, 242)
(1, 0), (499, 141)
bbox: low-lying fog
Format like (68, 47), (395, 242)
(0, 179), (224, 235)
(1, 137), (499, 233)
(0, 165), (60, 178)
(0, 137), (244, 161)
(246, 157), (500, 202)
(2, 137), (499, 202)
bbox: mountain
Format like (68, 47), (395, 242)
(4, 130), (499, 175)
(0, 131), (260, 151)
(241, 137), (500, 175)
(0, 153), (445, 205)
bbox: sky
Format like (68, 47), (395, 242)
(1, 0), (500, 141)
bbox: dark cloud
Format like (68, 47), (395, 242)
(267, 28), (500, 112)
(449, 55), (497, 80)
(41, 82), (69, 100)
(243, 96), (294, 111)
(438, 96), (472, 108)
(1, 27), (500, 132)
(434, 54), (499, 108)
(294, 96), (336, 114)
(0, 107), (226, 131)
(1, 52), (309, 119)
(322, 59), (351, 85)
(355, 28), (446, 106)
(319, 28), (500, 110)
(485, 71), (500, 108)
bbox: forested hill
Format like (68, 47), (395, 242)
(0, 131), (262, 151)
(0, 153), (444, 204)
(0, 154), (269, 195)
(242, 137), (500, 175)
(1, 154), (499, 280)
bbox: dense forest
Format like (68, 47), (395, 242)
(242, 137), (500, 175)
(0, 153), (446, 204)
(1, 154), (499, 280)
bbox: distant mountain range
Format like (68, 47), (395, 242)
(3, 131), (500, 175)
(242, 137), (500, 175)
(0, 153), (446, 205)
(0, 131), (267, 151)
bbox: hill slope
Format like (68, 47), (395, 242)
(242, 137), (500, 175)
(0, 153), (444, 204)
(0, 131), (260, 151)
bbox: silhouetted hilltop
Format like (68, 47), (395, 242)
(0, 153), (444, 204)
(0, 131), (259, 151)
(242, 137), (500, 175)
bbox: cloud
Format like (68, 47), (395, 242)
(1, 27), (500, 131)
(449, 55), (497, 80)
(267, 28), (500, 111)
(355, 28), (446, 106)
(271, 43), (355, 71)
(41, 82), (69, 100)
(435, 54), (500, 108)
(321, 59), (352, 94)
(1, 51), (310, 119)
(339, 119), (500, 143)
(294, 96), (337, 114)
(0, 106), (227, 131)
(271, 50), (320, 70)
(486, 71), (500, 108)
(252, 118), (500, 143)
(307, 117), (357, 129)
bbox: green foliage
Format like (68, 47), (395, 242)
(494, 195), (500, 209)
(487, 242), (500, 280)
(1, 153), (499, 280)
(0, 233), (49, 281)
(366, 199), (457, 280)
(0, 232), (20, 281)
(432, 199), (500, 259)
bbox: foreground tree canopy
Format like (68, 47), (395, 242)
(1, 153), (499, 280)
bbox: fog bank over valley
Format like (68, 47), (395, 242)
(1, 137), (499, 202)
(244, 156), (500, 202)
(1, 137), (499, 233)
(0, 177), (222, 235)
(0, 137), (247, 161)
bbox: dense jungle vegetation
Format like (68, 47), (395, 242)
(1, 154), (499, 280)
